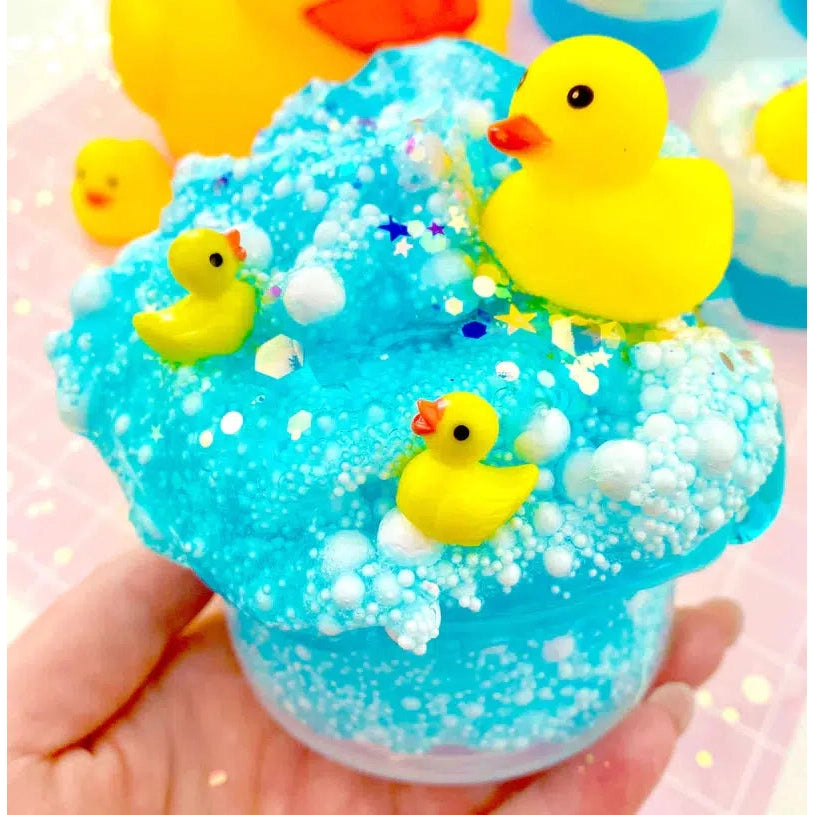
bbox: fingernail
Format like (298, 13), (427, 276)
(703, 598), (744, 647)
(648, 682), (695, 735)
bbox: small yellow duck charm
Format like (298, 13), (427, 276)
(396, 392), (538, 545)
(480, 35), (734, 324)
(754, 80), (807, 183)
(133, 228), (257, 365)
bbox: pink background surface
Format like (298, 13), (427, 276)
(7, 38), (806, 815)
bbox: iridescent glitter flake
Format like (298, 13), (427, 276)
(255, 335), (304, 379)
(287, 410), (313, 440)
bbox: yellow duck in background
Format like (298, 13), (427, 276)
(133, 229), (257, 365)
(754, 80), (807, 183)
(396, 392), (538, 545)
(481, 35), (734, 325)
(71, 138), (172, 246)
(110, 0), (513, 158)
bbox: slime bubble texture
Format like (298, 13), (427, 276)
(49, 41), (785, 780)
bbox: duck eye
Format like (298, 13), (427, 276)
(517, 69), (528, 90)
(209, 252), (224, 267)
(567, 85), (594, 109)
(106, 176), (118, 188)
(453, 424), (470, 441)
(76, 168), (85, 180)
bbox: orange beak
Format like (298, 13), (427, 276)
(85, 190), (113, 208)
(411, 398), (445, 436)
(487, 115), (550, 154)
(225, 229), (247, 261)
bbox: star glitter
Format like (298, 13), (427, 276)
(589, 348), (612, 367)
(429, 222), (445, 236)
(495, 304), (537, 335)
(150, 425), (164, 442)
(394, 237), (412, 257)
(379, 216), (409, 242)
(447, 208), (468, 233)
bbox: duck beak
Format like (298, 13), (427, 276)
(487, 115), (550, 154)
(411, 398), (445, 436)
(85, 190), (113, 208)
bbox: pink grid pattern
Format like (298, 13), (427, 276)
(7, 73), (805, 814)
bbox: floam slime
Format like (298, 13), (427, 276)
(530, 0), (724, 71)
(690, 61), (807, 329)
(481, 36), (733, 324)
(50, 40), (785, 783)
(109, 0), (512, 157)
(71, 138), (172, 246)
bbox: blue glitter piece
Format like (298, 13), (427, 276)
(462, 321), (487, 338)
(379, 216), (410, 241)
(48, 41), (785, 768)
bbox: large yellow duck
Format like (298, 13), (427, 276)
(753, 80), (807, 183)
(396, 392), (538, 545)
(133, 229), (257, 365)
(480, 35), (734, 324)
(110, 0), (512, 158)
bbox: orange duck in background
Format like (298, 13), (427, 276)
(109, 0), (513, 158)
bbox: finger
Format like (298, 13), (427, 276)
(8, 547), (212, 759)
(652, 597), (743, 689)
(496, 682), (694, 815)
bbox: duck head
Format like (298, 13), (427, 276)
(488, 35), (668, 185)
(411, 392), (499, 466)
(168, 228), (247, 297)
(754, 80), (807, 183)
(71, 138), (171, 244)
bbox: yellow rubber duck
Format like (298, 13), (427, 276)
(480, 35), (734, 325)
(396, 392), (538, 545)
(754, 80), (807, 182)
(109, 0), (512, 158)
(133, 229), (257, 365)
(71, 138), (172, 246)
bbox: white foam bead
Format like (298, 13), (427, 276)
(321, 531), (373, 576)
(534, 502), (563, 535)
(592, 440), (649, 501)
(694, 415), (742, 475)
(562, 450), (596, 499)
(283, 265), (346, 324)
(331, 573), (365, 609)
(543, 546), (574, 578)
(543, 634), (575, 662)
(516, 408), (571, 464)
(377, 509), (442, 566)
(233, 222), (273, 269)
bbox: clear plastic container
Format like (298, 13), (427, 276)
(227, 583), (674, 783)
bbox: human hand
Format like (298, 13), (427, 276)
(8, 548), (742, 815)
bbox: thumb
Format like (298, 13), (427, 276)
(8, 547), (212, 760)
